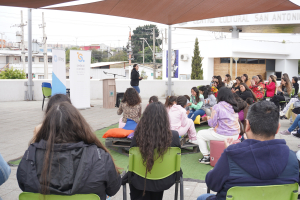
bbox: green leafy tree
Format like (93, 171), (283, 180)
(91, 49), (105, 63)
(191, 38), (203, 80)
(103, 50), (128, 62)
(298, 60), (300, 75)
(0, 67), (26, 79)
(131, 24), (162, 63)
(137, 46), (162, 63)
(65, 47), (81, 63)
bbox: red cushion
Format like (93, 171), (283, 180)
(102, 128), (134, 138)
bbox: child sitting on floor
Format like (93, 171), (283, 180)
(165, 96), (177, 113)
(198, 85), (217, 117)
(187, 87), (205, 121)
(168, 96), (198, 144)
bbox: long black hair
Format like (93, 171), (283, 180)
(242, 74), (249, 83)
(198, 86), (209, 99)
(131, 64), (138, 72)
(165, 96), (177, 108)
(240, 83), (258, 102)
(191, 87), (200, 103)
(217, 87), (239, 112)
(177, 96), (187, 108)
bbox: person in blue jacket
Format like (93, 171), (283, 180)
(187, 87), (205, 121)
(197, 101), (299, 200)
(0, 152), (11, 200)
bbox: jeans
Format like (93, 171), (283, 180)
(188, 109), (205, 121)
(0, 153), (11, 186)
(132, 86), (140, 94)
(288, 114), (300, 132)
(197, 194), (215, 200)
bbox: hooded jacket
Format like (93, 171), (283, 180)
(169, 105), (188, 131)
(206, 139), (299, 200)
(17, 140), (121, 200)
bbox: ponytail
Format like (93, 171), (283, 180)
(165, 96), (177, 107)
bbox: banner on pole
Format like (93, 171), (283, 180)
(52, 49), (66, 95)
(166, 50), (179, 78)
(70, 50), (91, 109)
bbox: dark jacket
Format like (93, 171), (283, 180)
(206, 139), (299, 200)
(130, 68), (141, 86)
(17, 140), (121, 200)
(293, 82), (299, 95)
(238, 90), (253, 101)
(123, 130), (181, 192)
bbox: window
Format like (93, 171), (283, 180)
(38, 75), (44, 79)
(39, 57), (44, 62)
(25, 57), (34, 62)
(247, 59), (258, 64)
(259, 59), (265, 64)
(48, 58), (52, 63)
(240, 58), (247, 63)
(220, 58), (230, 63)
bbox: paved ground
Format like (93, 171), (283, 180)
(0, 99), (298, 200)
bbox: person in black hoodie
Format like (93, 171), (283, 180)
(292, 76), (299, 95)
(238, 83), (257, 102)
(17, 102), (121, 199)
(197, 101), (299, 200)
(122, 102), (181, 200)
(131, 64), (143, 93)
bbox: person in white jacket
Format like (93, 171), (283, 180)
(168, 96), (198, 144)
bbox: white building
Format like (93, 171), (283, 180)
(162, 10), (300, 81)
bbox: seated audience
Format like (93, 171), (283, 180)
(34, 94), (71, 136)
(149, 96), (158, 104)
(0, 152), (11, 186)
(117, 88), (142, 128)
(271, 77), (292, 109)
(198, 85), (217, 117)
(265, 75), (277, 98)
(197, 87), (240, 164)
(165, 96), (177, 113)
(280, 113), (300, 136)
(241, 74), (251, 87)
(215, 76), (225, 90)
(187, 87), (205, 121)
(210, 76), (216, 86)
(184, 95), (191, 111)
(122, 102), (181, 200)
(197, 101), (299, 200)
(224, 74), (233, 88)
(238, 83), (257, 102)
(168, 96), (198, 144)
(231, 77), (242, 93)
(249, 75), (265, 100)
(280, 77), (299, 120)
(233, 93), (247, 122)
(283, 73), (292, 86)
(292, 76), (299, 95)
(17, 102), (121, 199)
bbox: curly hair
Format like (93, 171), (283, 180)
(134, 102), (172, 192)
(122, 88), (141, 106)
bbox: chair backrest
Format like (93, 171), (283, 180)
(128, 147), (181, 180)
(42, 82), (52, 97)
(19, 192), (100, 200)
(226, 183), (299, 200)
(291, 88), (295, 96)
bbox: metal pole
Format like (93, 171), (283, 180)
(42, 12), (48, 79)
(235, 60), (237, 78)
(168, 25), (172, 96)
(21, 11), (26, 72)
(27, 8), (33, 100)
(153, 27), (156, 79)
(142, 39), (144, 64)
(1, 33), (3, 50)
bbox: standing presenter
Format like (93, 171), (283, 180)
(130, 64), (142, 93)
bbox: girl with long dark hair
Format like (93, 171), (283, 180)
(214, 76), (225, 89)
(124, 102), (181, 200)
(241, 74), (251, 87)
(198, 86), (217, 116)
(238, 83), (257, 102)
(130, 64), (143, 93)
(231, 77), (242, 93)
(271, 77), (292, 109)
(197, 87), (240, 164)
(117, 88), (142, 128)
(187, 87), (205, 121)
(165, 96), (178, 113)
(17, 102), (121, 199)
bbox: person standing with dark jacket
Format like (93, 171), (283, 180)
(17, 102), (121, 200)
(197, 101), (299, 200)
(130, 64), (142, 93)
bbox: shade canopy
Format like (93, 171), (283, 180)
(1, 0), (299, 25)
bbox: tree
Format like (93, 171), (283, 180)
(103, 50), (128, 62)
(191, 38), (203, 80)
(65, 47), (81, 63)
(0, 67), (26, 79)
(91, 49), (105, 63)
(298, 60), (300, 75)
(131, 24), (162, 63)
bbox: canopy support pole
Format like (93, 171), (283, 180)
(25, 8), (33, 100)
(167, 25), (172, 96)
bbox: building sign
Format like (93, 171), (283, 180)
(166, 50), (179, 78)
(70, 50), (91, 109)
(52, 49), (66, 95)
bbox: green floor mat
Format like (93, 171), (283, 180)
(95, 124), (213, 181)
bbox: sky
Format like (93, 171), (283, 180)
(1, 2), (300, 48)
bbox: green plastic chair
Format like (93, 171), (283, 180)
(19, 192), (100, 200)
(226, 183), (299, 200)
(42, 82), (52, 110)
(279, 88), (295, 109)
(123, 147), (183, 200)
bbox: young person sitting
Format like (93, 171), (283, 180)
(165, 96), (177, 113)
(122, 102), (181, 200)
(249, 75), (265, 100)
(197, 87), (240, 164)
(241, 74), (251, 87)
(271, 77), (292, 109)
(223, 74), (233, 88)
(292, 76), (299, 95)
(168, 96), (198, 144)
(17, 102), (121, 199)
(265, 75), (277, 98)
(215, 76), (225, 90)
(280, 113), (300, 136)
(149, 96), (158, 104)
(117, 88), (142, 128)
(198, 85), (217, 117)
(187, 87), (205, 121)
(238, 83), (257, 102)
(197, 101), (299, 200)
(231, 77), (242, 94)
(233, 93), (247, 122)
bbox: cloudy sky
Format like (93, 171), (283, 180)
(1, 1), (300, 48)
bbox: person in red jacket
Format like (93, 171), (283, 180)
(249, 75), (265, 100)
(265, 75), (277, 97)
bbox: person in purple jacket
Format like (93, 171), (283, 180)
(197, 87), (240, 164)
(197, 101), (299, 200)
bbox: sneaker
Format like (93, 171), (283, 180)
(292, 132), (300, 139)
(280, 116), (288, 120)
(279, 130), (291, 135)
(199, 156), (210, 164)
